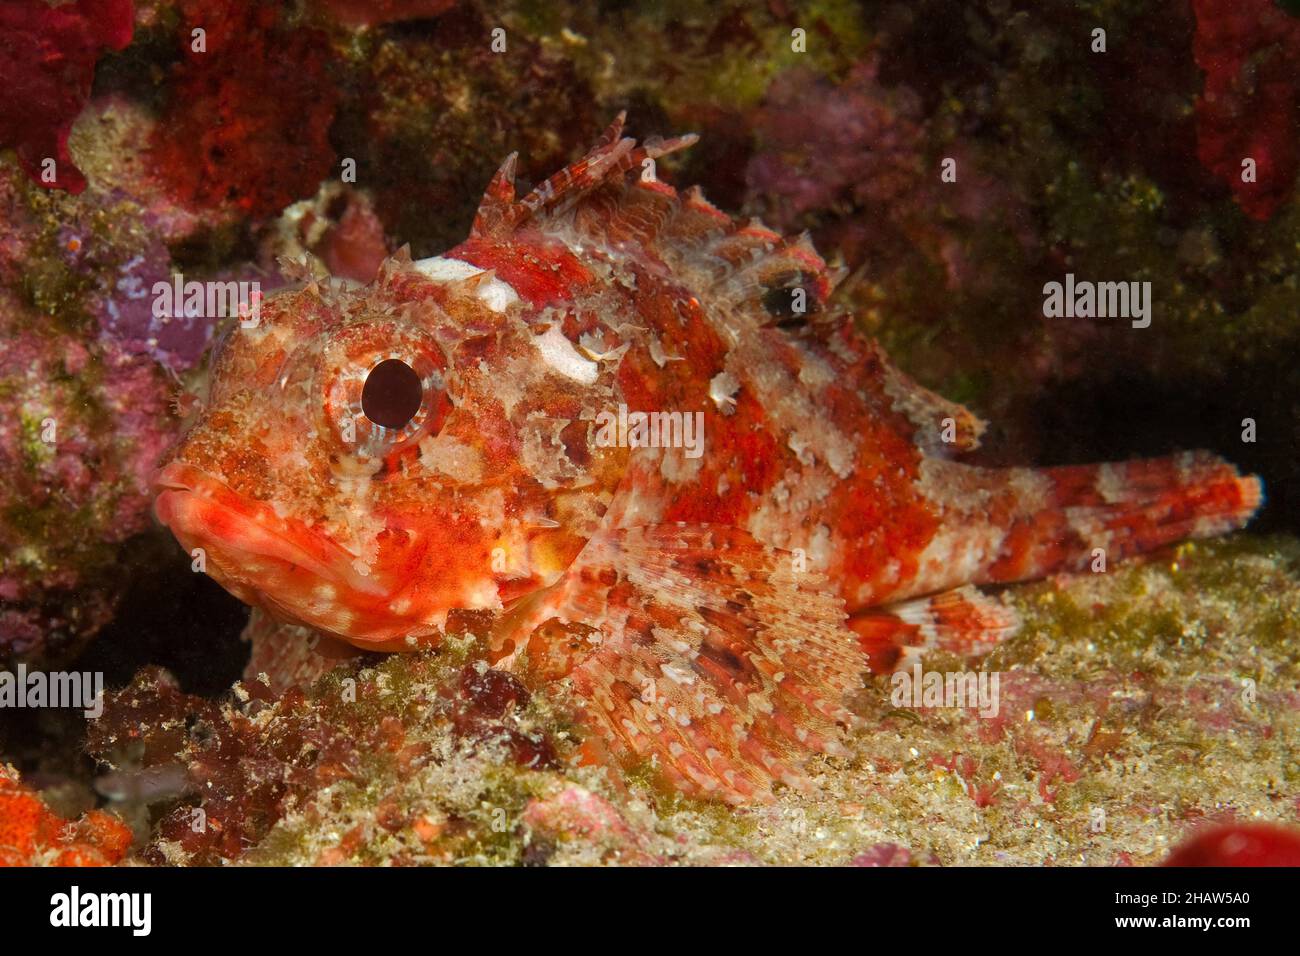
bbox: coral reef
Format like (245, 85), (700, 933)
(1193, 0), (1300, 221)
(311, 0), (457, 30)
(86, 640), (569, 866)
(0, 99), (208, 666)
(149, 0), (340, 219)
(330, 3), (599, 257)
(0, 287), (174, 665)
(0, 79), (410, 666)
(0, 0), (134, 194)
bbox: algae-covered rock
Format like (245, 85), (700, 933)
(82, 536), (1299, 866)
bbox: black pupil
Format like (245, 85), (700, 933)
(362, 359), (423, 429)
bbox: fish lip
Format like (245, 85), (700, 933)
(151, 460), (389, 606)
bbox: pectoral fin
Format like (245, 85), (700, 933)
(501, 523), (867, 803)
(242, 608), (366, 696)
(849, 585), (1020, 674)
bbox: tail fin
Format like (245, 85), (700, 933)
(853, 451), (1261, 672)
(910, 451), (1263, 595)
(993, 450), (1261, 582)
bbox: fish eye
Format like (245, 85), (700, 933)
(320, 326), (451, 463)
(362, 358), (423, 429)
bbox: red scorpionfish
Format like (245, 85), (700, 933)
(154, 117), (1263, 804)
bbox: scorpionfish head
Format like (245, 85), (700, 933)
(153, 256), (627, 650)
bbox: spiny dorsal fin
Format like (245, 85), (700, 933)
(594, 109), (629, 149)
(469, 115), (698, 240)
(467, 117), (855, 341)
(469, 152), (519, 237)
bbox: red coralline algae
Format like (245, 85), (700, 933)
(521, 786), (660, 865)
(0, 766), (132, 866)
(88, 658), (561, 865)
(0, 293), (176, 665)
(0, 0), (133, 194)
(850, 843), (919, 867)
(453, 665), (557, 770)
(743, 62), (1031, 283)
(149, 0), (338, 218)
(745, 62), (925, 230)
(1192, 0), (1300, 220)
(1163, 823), (1300, 866)
(931, 752), (1002, 807)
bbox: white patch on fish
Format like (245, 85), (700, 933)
(413, 255), (520, 312)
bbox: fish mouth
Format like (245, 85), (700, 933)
(152, 461), (420, 648)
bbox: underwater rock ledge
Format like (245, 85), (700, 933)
(69, 535), (1297, 866)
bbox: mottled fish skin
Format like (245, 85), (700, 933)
(154, 116), (1263, 802)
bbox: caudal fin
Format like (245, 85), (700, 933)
(854, 450), (1261, 672)
(967, 450), (1262, 586)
